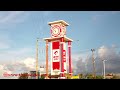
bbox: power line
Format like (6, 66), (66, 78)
(75, 46), (120, 54)
(107, 60), (120, 62)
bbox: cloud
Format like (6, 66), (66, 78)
(97, 46), (120, 73)
(0, 34), (13, 49)
(111, 11), (120, 14)
(0, 11), (29, 50)
(23, 58), (35, 68)
(0, 11), (25, 23)
(0, 47), (33, 61)
(42, 11), (53, 17)
(0, 11), (29, 29)
(73, 45), (120, 75)
(98, 45), (118, 60)
(0, 64), (13, 79)
(71, 51), (90, 75)
(0, 42), (10, 49)
(72, 51), (90, 62)
(0, 57), (47, 79)
(16, 57), (36, 71)
(92, 11), (120, 22)
(92, 14), (102, 21)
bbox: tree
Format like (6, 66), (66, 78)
(18, 73), (28, 79)
(86, 74), (94, 79)
(96, 75), (103, 79)
(40, 74), (45, 79)
(112, 75), (120, 79)
(78, 74), (83, 79)
(85, 74), (103, 79)
(65, 73), (71, 79)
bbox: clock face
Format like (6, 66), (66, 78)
(51, 25), (61, 37)
(61, 27), (66, 36)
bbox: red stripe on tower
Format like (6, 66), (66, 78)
(52, 41), (59, 49)
(60, 37), (65, 78)
(53, 62), (60, 70)
(68, 41), (72, 76)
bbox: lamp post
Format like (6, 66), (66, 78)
(102, 60), (107, 79)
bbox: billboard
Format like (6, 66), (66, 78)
(29, 71), (37, 79)
(51, 41), (60, 75)
(51, 40), (67, 75)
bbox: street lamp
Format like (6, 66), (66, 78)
(102, 60), (107, 79)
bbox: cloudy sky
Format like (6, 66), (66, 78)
(0, 11), (120, 78)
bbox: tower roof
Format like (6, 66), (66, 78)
(48, 20), (69, 26)
(43, 36), (73, 42)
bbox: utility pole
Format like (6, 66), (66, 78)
(46, 40), (49, 79)
(91, 49), (96, 79)
(36, 38), (39, 79)
(85, 55), (89, 78)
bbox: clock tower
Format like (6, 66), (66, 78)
(44, 20), (73, 79)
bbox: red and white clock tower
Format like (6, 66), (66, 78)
(44, 20), (73, 79)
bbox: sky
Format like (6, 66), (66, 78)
(0, 11), (120, 79)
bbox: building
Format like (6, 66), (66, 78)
(29, 71), (40, 79)
(105, 73), (113, 79)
